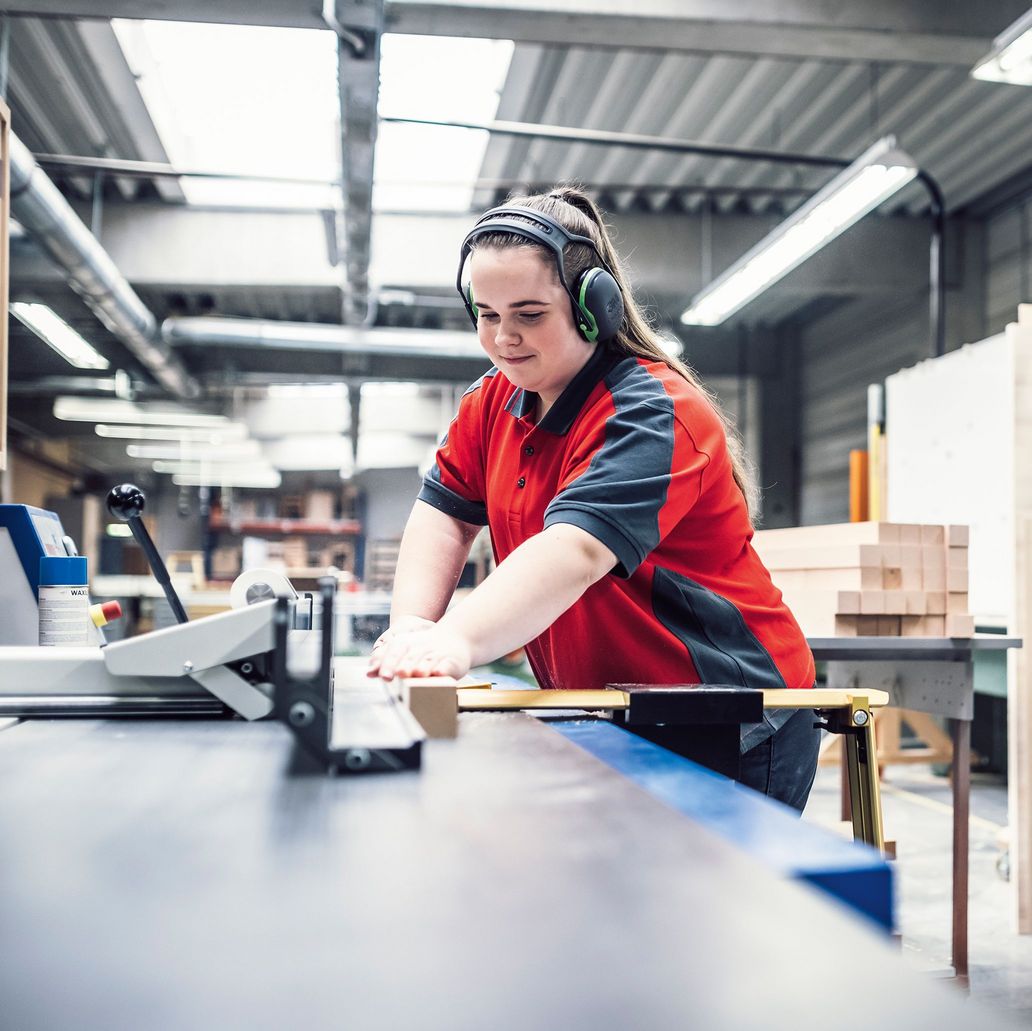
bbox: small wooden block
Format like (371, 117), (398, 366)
(898, 544), (923, 568)
(882, 590), (908, 615)
(405, 682), (458, 738)
(947, 592), (969, 614)
(882, 567), (903, 589)
(898, 524), (923, 545)
(901, 615), (925, 637)
(856, 615), (882, 637)
(880, 543), (902, 567)
(922, 567), (946, 591)
(921, 545), (945, 571)
(925, 591), (946, 615)
(837, 590), (862, 615)
(945, 613), (975, 638)
(900, 566), (923, 590)
(904, 590), (926, 615)
(860, 590), (885, 614)
(861, 566), (883, 589)
(923, 615), (946, 636)
(946, 525), (970, 547)
(946, 567), (969, 592)
(834, 615), (859, 636)
(919, 525), (945, 546)
(947, 546), (968, 570)
(877, 615), (901, 635)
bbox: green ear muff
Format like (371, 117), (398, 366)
(466, 284), (479, 322)
(576, 267), (623, 343)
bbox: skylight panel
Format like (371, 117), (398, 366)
(375, 34), (513, 212)
(113, 20), (339, 209)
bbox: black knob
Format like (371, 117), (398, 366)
(107, 483), (146, 521)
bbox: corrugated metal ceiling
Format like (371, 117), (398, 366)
(474, 45), (1032, 219)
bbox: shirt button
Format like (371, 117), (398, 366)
(524, 445), (534, 456)
(516, 477), (526, 488)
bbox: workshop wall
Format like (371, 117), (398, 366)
(986, 192), (1032, 335)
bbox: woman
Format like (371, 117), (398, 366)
(368, 186), (819, 812)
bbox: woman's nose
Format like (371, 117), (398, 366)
(496, 320), (519, 345)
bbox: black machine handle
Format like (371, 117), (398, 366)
(106, 483), (189, 625)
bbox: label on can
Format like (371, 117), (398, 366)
(38, 585), (90, 647)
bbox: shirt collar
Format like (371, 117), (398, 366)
(504, 345), (622, 436)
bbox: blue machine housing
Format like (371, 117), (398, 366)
(0, 505), (68, 599)
(553, 719), (893, 932)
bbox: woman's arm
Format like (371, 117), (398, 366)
(369, 522), (616, 680)
(383, 499), (482, 632)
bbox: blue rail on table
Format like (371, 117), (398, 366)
(550, 719), (893, 932)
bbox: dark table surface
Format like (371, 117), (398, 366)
(0, 713), (1012, 1031)
(808, 634), (1022, 661)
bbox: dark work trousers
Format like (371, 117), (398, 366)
(737, 708), (821, 813)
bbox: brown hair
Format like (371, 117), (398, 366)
(468, 185), (759, 520)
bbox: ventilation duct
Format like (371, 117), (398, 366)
(9, 133), (200, 399)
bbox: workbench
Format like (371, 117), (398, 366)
(0, 709), (1007, 1030)
(810, 634), (1022, 982)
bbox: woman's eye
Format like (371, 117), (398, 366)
(520, 313), (542, 322)
(479, 312), (499, 322)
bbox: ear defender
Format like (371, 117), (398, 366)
(575, 267), (623, 343)
(456, 205), (625, 343)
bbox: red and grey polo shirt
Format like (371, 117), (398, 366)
(419, 344), (815, 730)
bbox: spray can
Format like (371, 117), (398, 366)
(38, 556), (90, 647)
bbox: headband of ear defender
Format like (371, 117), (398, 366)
(456, 205), (625, 344)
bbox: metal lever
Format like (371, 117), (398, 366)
(106, 483), (189, 625)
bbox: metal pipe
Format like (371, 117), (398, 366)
(382, 116), (854, 170)
(9, 132), (200, 399)
(917, 169), (947, 358)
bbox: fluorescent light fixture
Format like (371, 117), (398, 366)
(127, 441), (262, 460)
(152, 459), (274, 474)
(56, 397), (229, 426)
(972, 9), (1032, 85)
(681, 137), (918, 326)
(96, 423), (249, 442)
(171, 470), (282, 489)
(11, 303), (110, 370)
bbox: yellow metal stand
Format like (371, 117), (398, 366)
(456, 687), (889, 852)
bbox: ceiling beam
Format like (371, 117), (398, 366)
(12, 0), (1030, 65)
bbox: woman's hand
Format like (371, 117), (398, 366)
(367, 623), (472, 682)
(370, 614), (435, 659)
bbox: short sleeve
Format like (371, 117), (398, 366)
(417, 376), (490, 526)
(543, 397), (712, 578)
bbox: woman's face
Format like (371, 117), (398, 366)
(469, 245), (595, 412)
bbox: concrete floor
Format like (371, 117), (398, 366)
(805, 761), (1032, 1023)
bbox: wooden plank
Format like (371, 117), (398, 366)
(946, 592), (969, 614)
(752, 522), (900, 547)
(754, 543), (884, 570)
(769, 567), (877, 590)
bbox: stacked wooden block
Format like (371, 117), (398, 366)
(752, 522), (974, 637)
